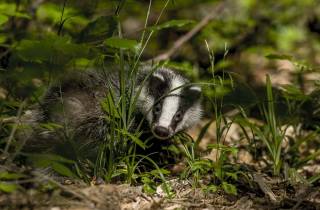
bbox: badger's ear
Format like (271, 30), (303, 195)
(186, 85), (202, 100)
(149, 73), (166, 91)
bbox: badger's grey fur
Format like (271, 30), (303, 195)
(19, 67), (202, 154)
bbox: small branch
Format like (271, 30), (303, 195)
(32, 171), (94, 205)
(149, 2), (225, 63)
(0, 116), (18, 124)
(253, 173), (279, 204)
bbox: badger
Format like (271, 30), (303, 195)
(18, 66), (202, 158)
(137, 68), (202, 139)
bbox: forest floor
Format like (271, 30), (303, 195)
(1, 175), (320, 210)
(1, 118), (320, 210)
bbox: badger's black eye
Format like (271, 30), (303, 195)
(174, 111), (182, 122)
(153, 103), (161, 115)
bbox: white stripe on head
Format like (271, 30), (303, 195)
(157, 76), (184, 128)
(136, 86), (154, 124)
(158, 96), (179, 128)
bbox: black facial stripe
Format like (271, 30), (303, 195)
(181, 86), (201, 109)
(152, 99), (164, 124)
(169, 87), (199, 130)
(147, 77), (170, 98)
(148, 71), (172, 124)
(170, 114), (181, 131)
(169, 98), (186, 131)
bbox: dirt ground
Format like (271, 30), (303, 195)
(1, 173), (319, 210)
(1, 118), (319, 210)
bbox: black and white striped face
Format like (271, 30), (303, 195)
(137, 68), (202, 140)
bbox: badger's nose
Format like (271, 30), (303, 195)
(153, 126), (170, 139)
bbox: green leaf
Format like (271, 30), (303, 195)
(265, 53), (293, 61)
(27, 154), (76, 178)
(0, 182), (18, 193)
(79, 16), (117, 42)
(0, 14), (8, 26)
(0, 34), (7, 44)
(74, 58), (92, 68)
(0, 3), (30, 19)
(5, 12), (30, 19)
(226, 172), (238, 180)
(26, 153), (76, 165)
(141, 176), (152, 183)
(16, 36), (90, 65)
(207, 144), (238, 156)
(167, 144), (180, 155)
(203, 82), (231, 98)
(51, 162), (77, 178)
(191, 160), (212, 172)
(161, 183), (175, 198)
(203, 184), (218, 193)
(116, 129), (146, 149)
(150, 168), (170, 177)
(143, 183), (156, 194)
(37, 3), (62, 22)
(215, 60), (233, 71)
(104, 37), (140, 51)
(0, 3), (15, 13)
(16, 39), (52, 63)
(222, 182), (237, 195)
(0, 171), (26, 180)
(164, 61), (198, 80)
(37, 3), (88, 31)
(149, 19), (194, 31)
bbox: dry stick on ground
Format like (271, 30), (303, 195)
(32, 171), (95, 206)
(149, 2), (226, 63)
(253, 173), (279, 204)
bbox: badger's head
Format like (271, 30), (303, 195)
(137, 68), (202, 140)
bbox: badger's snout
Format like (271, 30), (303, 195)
(152, 125), (171, 139)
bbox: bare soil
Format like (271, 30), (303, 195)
(1, 173), (319, 210)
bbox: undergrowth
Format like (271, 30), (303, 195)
(0, 0), (319, 200)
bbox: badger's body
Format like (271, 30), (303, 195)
(20, 66), (202, 156)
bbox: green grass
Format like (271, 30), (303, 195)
(0, 0), (319, 199)
(254, 75), (285, 176)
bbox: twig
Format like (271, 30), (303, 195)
(0, 116), (17, 124)
(253, 173), (279, 204)
(149, 2), (225, 62)
(32, 171), (94, 205)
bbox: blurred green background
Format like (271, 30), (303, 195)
(0, 0), (319, 113)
